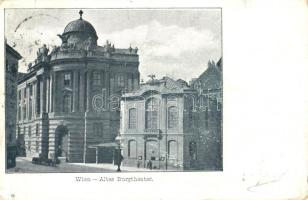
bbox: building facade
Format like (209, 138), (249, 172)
(120, 59), (222, 170)
(120, 61), (222, 170)
(16, 11), (140, 163)
(6, 43), (22, 169)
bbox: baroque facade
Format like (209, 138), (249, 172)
(16, 11), (140, 163)
(6, 43), (22, 169)
(120, 59), (222, 170)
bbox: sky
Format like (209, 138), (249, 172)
(5, 9), (221, 81)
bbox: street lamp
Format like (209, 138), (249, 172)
(115, 133), (122, 172)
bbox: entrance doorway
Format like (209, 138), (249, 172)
(55, 125), (69, 160)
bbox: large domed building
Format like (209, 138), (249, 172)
(17, 10), (140, 163)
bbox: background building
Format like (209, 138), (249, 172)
(16, 11), (140, 163)
(5, 43), (22, 169)
(120, 58), (222, 170)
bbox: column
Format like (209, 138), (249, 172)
(73, 70), (79, 112)
(46, 76), (50, 112)
(26, 86), (29, 121)
(52, 72), (57, 113)
(49, 72), (53, 112)
(79, 70), (85, 112)
(33, 82), (37, 118)
(86, 70), (91, 112)
(36, 78), (41, 115)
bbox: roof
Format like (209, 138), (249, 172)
(191, 59), (222, 90)
(89, 142), (118, 148)
(123, 76), (192, 98)
(63, 18), (98, 39)
(6, 44), (22, 60)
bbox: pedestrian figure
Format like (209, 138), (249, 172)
(147, 160), (152, 170)
(116, 152), (123, 172)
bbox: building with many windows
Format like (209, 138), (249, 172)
(120, 59), (222, 170)
(5, 43), (22, 169)
(16, 10), (140, 163)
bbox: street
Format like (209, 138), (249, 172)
(7, 157), (152, 173)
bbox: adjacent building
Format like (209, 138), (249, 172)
(6, 43), (22, 169)
(120, 58), (222, 170)
(16, 11), (140, 163)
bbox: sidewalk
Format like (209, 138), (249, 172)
(70, 163), (161, 172)
(9, 157), (164, 173)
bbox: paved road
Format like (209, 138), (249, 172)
(7, 157), (121, 173)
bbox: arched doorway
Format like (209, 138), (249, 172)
(55, 125), (69, 160)
(144, 140), (159, 169)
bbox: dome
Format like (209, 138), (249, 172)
(62, 18), (98, 39)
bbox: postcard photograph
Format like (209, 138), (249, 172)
(5, 8), (222, 173)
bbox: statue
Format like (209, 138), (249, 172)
(57, 34), (70, 44)
(128, 45), (132, 53)
(84, 37), (94, 51)
(134, 47), (138, 54)
(36, 44), (49, 62)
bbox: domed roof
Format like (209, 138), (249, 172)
(62, 11), (98, 39)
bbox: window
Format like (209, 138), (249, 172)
(28, 126), (31, 137)
(28, 126), (31, 151)
(64, 73), (71, 86)
(29, 85), (33, 120)
(117, 74), (125, 88)
(93, 71), (101, 85)
(93, 123), (103, 136)
(36, 141), (39, 152)
(128, 140), (137, 158)
(189, 141), (197, 160)
(23, 89), (27, 120)
(36, 124), (39, 137)
(168, 140), (177, 159)
(145, 98), (158, 129)
(128, 108), (137, 129)
(63, 94), (72, 113)
(168, 106), (178, 129)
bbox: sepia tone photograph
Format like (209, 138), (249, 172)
(5, 8), (222, 173)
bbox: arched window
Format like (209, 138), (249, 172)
(145, 98), (158, 129)
(168, 140), (177, 160)
(128, 108), (137, 129)
(128, 140), (137, 158)
(168, 106), (178, 129)
(63, 94), (72, 113)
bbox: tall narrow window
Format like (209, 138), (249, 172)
(28, 126), (31, 151)
(128, 108), (137, 129)
(29, 85), (33, 119)
(63, 94), (72, 113)
(64, 73), (71, 86)
(168, 140), (177, 160)
(145, 98), (158, 129)
(128, 140), (137, 158)
(93, 71), (101, 86)
(117, 74), (125, 88)
(168, 106), (178, 129)
(23, 89), (27, 120)
(93, 123), (103, 136)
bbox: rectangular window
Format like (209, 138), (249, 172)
(117, 74), (125, 88)
(36, 124), (39, 137)
(64, 73), (71, 86)
(36, 141), (39, 152)
(93, 123), (103, 136)
(28, 126), (31, 151)
(128, 108), (137, 129)
(168, 106), (178, 129)
(93, 71), (101, 86)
